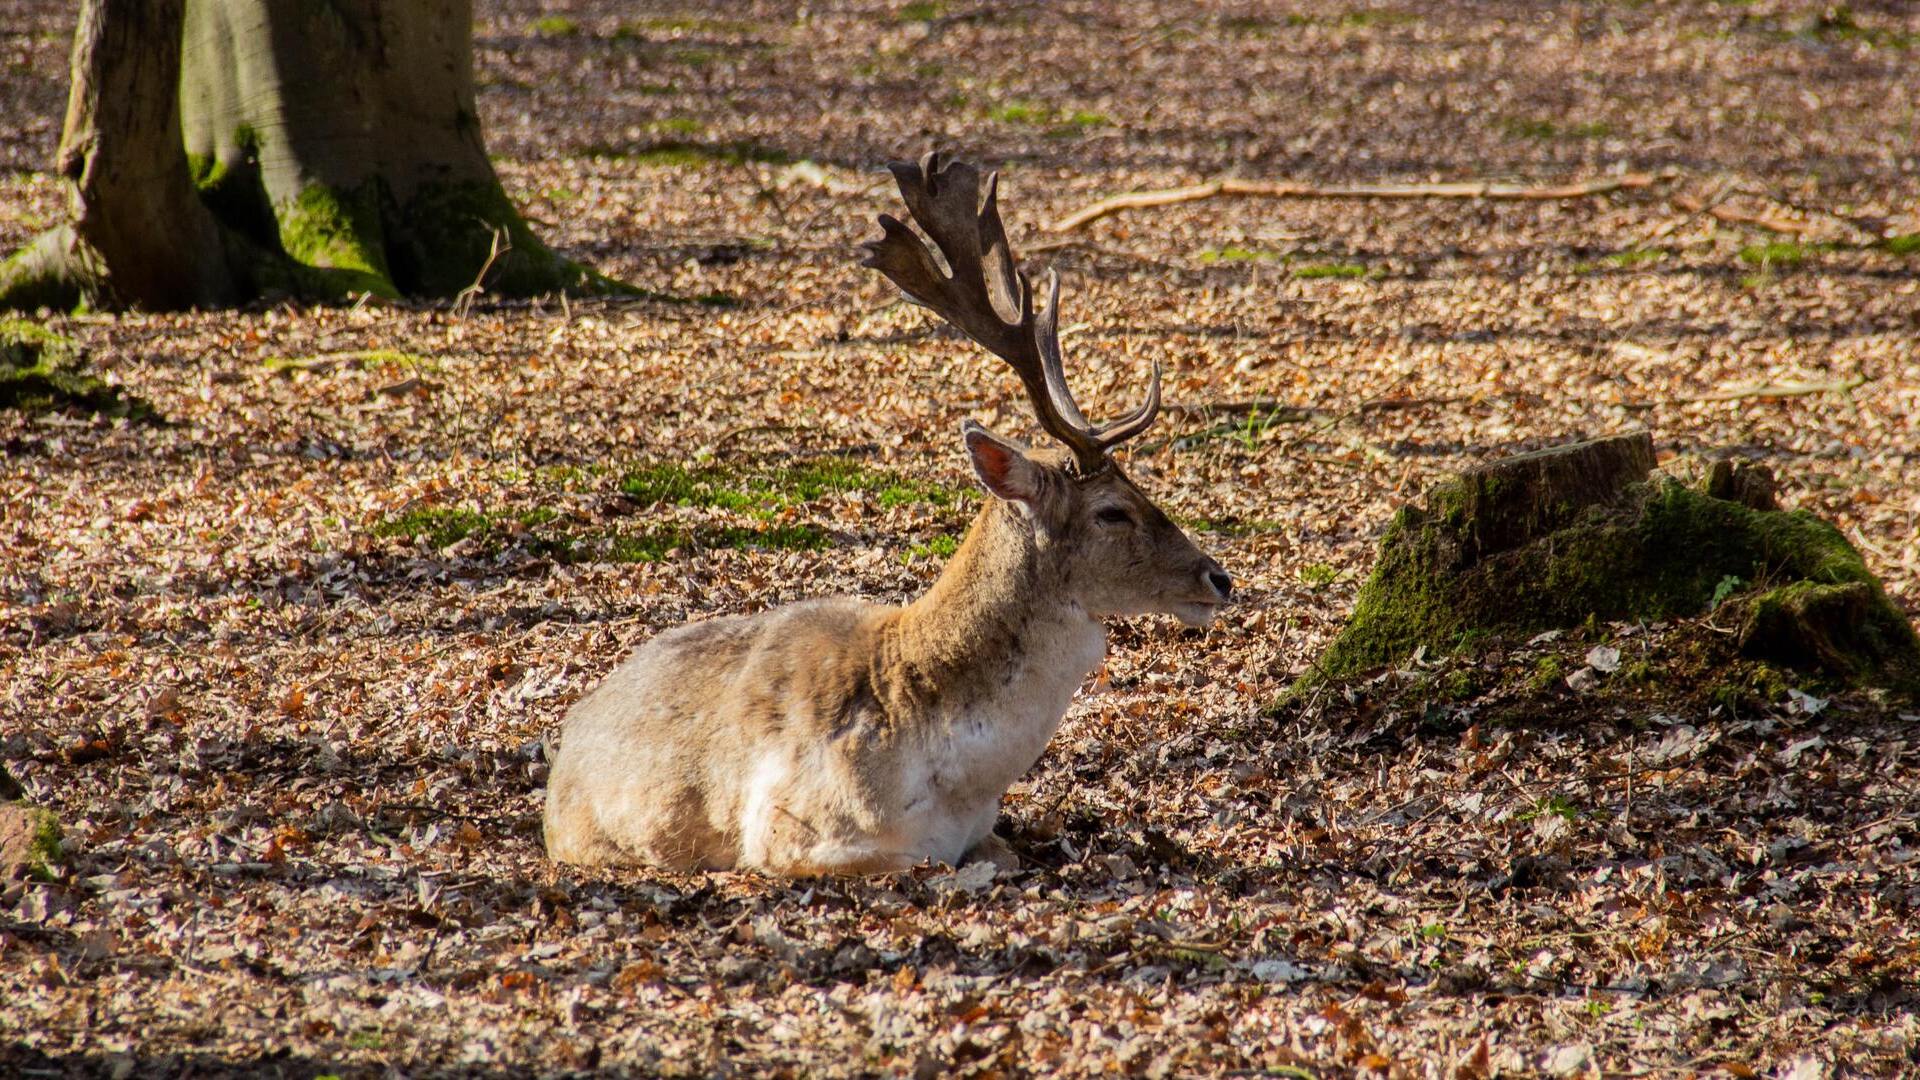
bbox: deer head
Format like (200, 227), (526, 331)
(862, 152), (1232, 626)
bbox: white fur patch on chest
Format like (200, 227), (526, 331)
(903, 614), (1107, 859)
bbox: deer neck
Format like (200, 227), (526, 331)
(879, 500), (1104, 719)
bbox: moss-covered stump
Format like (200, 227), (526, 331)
(0, 318), (154, 420)
(1310, 431), (1920, 697)
(0, 802), (63, 881)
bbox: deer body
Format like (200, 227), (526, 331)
(544, 154), (1230, 875)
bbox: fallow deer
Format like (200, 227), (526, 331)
(543, 152), (1231, 875)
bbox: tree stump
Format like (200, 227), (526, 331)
(1310, 431), (1920, 697)
(0, 792), (62, 881)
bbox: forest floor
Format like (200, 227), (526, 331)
(4, 0), (1919, 1076)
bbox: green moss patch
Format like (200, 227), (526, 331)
(187, 124), (275, 246)
(903, 533), (959, 563)
(1305, 434), (1920, 697)
(581, 140), (793, 168)
(373, 504), (825, 563)
(1500, 117), (1613, 140)
(374, 457), (961, 566)
(277, 183), (400, 299)
(1197, 246), (1278, 264)
(1883, 234), (1920, 256)
(0, 319), (154, 420)
(1, 803), (63, 881)
(617, 15), (755, 35)
(986, 101), (1111, 136)
(1293, 262), (1369, 280)
(618, 458), (960, 515)
(1738, 241), (1814, 268)
(1574, 248), (1667, 274)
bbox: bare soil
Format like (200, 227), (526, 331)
(2, 1), (1917, 1076)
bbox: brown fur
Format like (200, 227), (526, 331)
(543, 439), (1229, 875)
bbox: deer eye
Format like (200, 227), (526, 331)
(1094, 506), (1135, 527)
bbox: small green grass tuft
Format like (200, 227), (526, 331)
(1518, 793), (1584, 823)
(1197, 246), (1276, 264)
(531, 15), (579, 36)
(1292, 262), (1368, 279)
(651, 117), (703, 136)
(986, 101), (1109, 136)
(1883, 234), (1920, 256)
(1059, 110), (1111, 129)
(1606, 248), (1666, 268)
(897, 2), (942, 21)
(27, 808), (62, 879)
(989, 102), (1046, 125)
(617, 14), (753, 35)
(1338, 10), (1418, 27)
(1738, 241), (1811, 268)
(1500, 117), (1612, 140)
(1297, 562), (1340, 588)
(1282, 10), (1418, 29)
(1711, 573), (1746, 610)
(904, 534), (960, 563)
(1575, 248), (1667, 274)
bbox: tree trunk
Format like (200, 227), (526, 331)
(0, 0), (237, 309)
(1, 0), (618, 312)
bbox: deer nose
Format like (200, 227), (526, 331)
(1204, 564), (1233, 601)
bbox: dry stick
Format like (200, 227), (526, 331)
(1049, 172), (1674, 233)
(1678, 374), (1871, 403)
(1163, 394), (1467, 419)
(1669, 194), (1814, 237)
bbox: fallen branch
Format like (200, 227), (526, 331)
(1164, 394), (1467, 418)
(1050, 172), (1673, 233)
(1679, 374), (1870, 403)
(1670, 194), (1815, 237)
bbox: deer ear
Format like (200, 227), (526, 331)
(963, 421), (1043, 505)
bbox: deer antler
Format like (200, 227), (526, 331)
(860, 151), (1160, 475)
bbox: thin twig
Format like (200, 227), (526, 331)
(453, 226), (509, 318)
(1050, 171), (1674, 233)
(1671, 194), (1813, 236)
(1677, 374), (1870, 403)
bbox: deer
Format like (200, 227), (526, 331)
(543, 152), (1232, 876)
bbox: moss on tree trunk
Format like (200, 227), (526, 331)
(1, 0), (625, 312)
(1309, 432), (1920, 698)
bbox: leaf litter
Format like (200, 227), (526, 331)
(2, 0), (1918, 1075)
